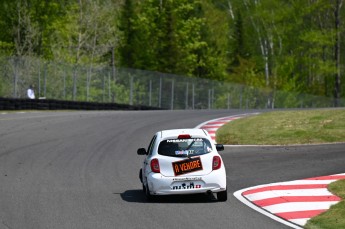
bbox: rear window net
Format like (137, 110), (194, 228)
(158, 138), (212, 157)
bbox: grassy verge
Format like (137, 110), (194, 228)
(305, 179), (345, 229)
(216, 108), (345, 228)
(216, 109), (345, 145)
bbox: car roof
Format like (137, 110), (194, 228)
(159, 128), (209, 139)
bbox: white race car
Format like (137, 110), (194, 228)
(137, 128), (227, 201)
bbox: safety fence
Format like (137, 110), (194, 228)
(0, 56), (342, 110)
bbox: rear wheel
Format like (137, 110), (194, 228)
(217, 189), (227, 202)
(139, 169), (143, 183)
(144, 184), (155, 201)
(143, 179), (155, 202)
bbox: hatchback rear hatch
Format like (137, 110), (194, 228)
(157, 137), (216, 177)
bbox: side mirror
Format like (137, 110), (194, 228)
(215, 144), (224, 151)
(137, 148), (147, 155)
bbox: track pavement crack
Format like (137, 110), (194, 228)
(1, 220), (12, 229)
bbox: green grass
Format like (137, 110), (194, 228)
(216, 108), (345, 228)
(216, 109), (345, 145)
(305, 179), (345, 229)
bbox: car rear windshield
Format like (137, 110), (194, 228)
(158, 138), (213, 157)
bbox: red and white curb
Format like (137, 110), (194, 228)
(195, 114), (344, 228)
(195, 113), (259, 143)
(234, 174), (345, 228)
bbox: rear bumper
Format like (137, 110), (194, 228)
(146, 169), (227, 195)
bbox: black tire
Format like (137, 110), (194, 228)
(139, 169), (143, 183)
(144, 184), (154, 202)
(217, 190), (227, 202)
(142, 184), (146, 194)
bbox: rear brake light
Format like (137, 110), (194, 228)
(178, 134), (191, 139)
(212, 156), (221, 170)
(150, 158), (160, 173)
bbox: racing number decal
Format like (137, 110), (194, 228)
(172, 157), (203, 176)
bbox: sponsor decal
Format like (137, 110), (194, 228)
(175, 150), (194, 155)
(173, 177), (202, 181)
(167, 138), (203, 143)
(172, 157), (203, 176)
(172, 182), (202, 190)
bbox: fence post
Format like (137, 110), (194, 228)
(13, 57), (18, 98)
(129, 75), (133, 105)
(227, 93), (231, 109)
(103, 74), (105, 102)
(111, 47), (116, 82)
(44, 63), (47, 98)
(211, 87), (214, 109)
(171, 79), (174, 110)
(208, 89), (211, 109)
(38, 58), (41, 98)
(63, 68), (66, 100)
(185, 82), (189, 109)
(149, 80), (152, 106)
(192, 83), (195, 110)
(159, 76), (162, 108)
(73, 66), (77, 101)
(108, 72), (111, 102)
(240, 90), (243, 109)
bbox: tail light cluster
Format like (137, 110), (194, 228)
(150, 158), (160, 173)
(212, 156), (222, 170)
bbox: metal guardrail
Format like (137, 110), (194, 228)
(0, 98), (162, 111)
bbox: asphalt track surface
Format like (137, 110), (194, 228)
(0, 110), (344, 229)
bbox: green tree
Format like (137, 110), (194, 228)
(118, 0), (227, 79)
(0, 0), (71, 57)
(117, 0), (137, 68)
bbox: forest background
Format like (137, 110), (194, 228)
(0, 0), (344, 107)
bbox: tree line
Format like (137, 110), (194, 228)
(0, 0), (344, 106)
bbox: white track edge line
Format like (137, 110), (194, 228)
(194, 113), (259, 129)
(233, 188), (303, 229)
